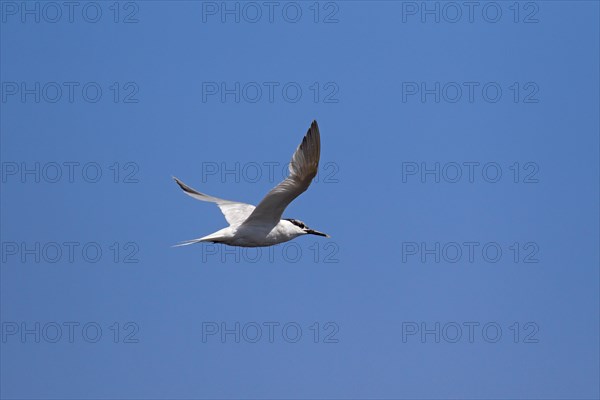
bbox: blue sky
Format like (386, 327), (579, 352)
(1, 1), (599, 399)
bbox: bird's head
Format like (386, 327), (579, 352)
(284, 218), (329, 238)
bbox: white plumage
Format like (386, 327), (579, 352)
(173, 120), (328, 247)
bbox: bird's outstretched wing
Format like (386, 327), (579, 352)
(241, 120), (321, 227)
(173, 177), (255, 226)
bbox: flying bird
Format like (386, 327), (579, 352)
(173, 120), (329, 247)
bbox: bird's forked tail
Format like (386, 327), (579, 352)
(172, 231), (226, 247)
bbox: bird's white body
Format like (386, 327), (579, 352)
(198, 220), (306, 247)
(173, 120), (328, 248)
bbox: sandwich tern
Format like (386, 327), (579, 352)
(173, 120), (329, 247)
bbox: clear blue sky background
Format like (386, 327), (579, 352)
(1, 1), (599, 399)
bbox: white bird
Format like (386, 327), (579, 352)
(173, 120), (329, 247)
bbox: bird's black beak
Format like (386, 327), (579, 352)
(306, 229), (329, 238)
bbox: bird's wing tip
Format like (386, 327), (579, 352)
(173, 176), (187, 188)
